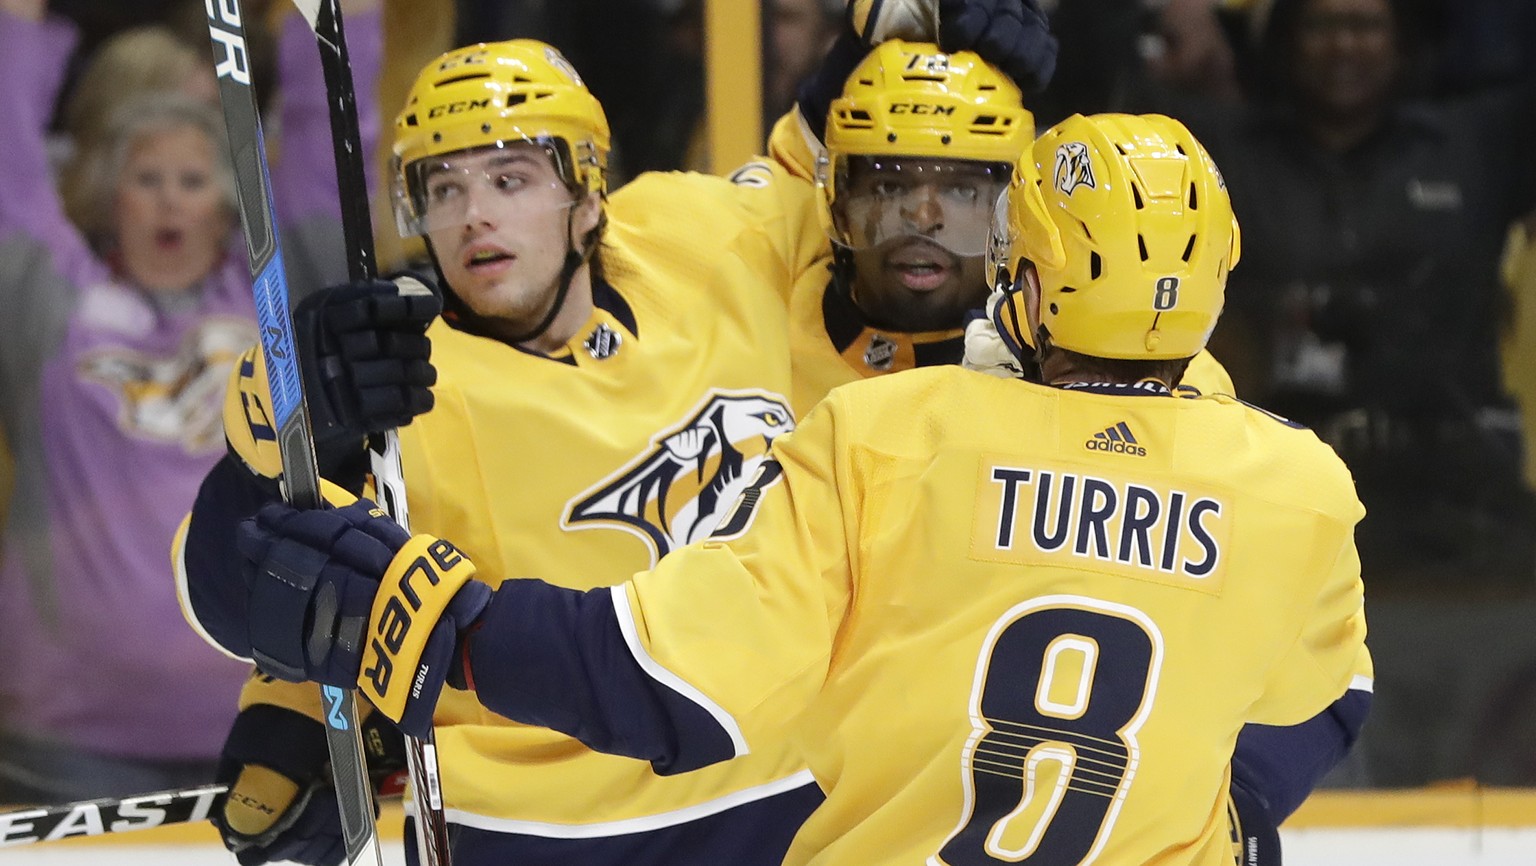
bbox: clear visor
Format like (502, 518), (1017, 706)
(984, 187), (1019, 292)
(393, 140), (578, 237)
(830, 156), (1010, 258)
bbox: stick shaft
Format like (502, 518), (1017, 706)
(203, 3), (382, 864)
(294, 4), (452, 864)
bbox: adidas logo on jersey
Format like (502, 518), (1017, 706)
(1086, 421), (1146, 456)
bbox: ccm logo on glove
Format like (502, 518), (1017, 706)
(360, 536), (476, 719)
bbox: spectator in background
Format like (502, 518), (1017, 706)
(1192, 0), (1536, 590)
(1503, 214), (1536, 497)
(1030, 0), (1142, 123)
(766, 0), (839, 120)
(54, 25), (217, 179)
(606, 0), (839, 177)
(1427, 0), (1536, 96)
(1141, 0), (1245, 105)
(0, 0), (382, 802)
(1033, 0), (1253, 125)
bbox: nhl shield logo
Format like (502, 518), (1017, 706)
(583, 322), (622, 359)
(563, 390), (794, 564)
(864, 334), (897, 371)
(1053, 141), (1096, 196)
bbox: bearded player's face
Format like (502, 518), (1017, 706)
(423, 143), (600, 332)
(834, 157), (1003, 331)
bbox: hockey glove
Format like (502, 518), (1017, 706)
(848, 0), (939, 44)
(293, 273), (441, 467)
(937, 0), (1057, 94)
(237, 497), (492, 737)
(962, 289), (1030, 379)
(214, 674), (407, 866)
(1226, 773), (1282, 866)
(220, 273), (438, 492)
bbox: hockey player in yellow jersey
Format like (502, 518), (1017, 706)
(795, 27), (1367, 861)
(176, 7), (1071, 863)
(175, 39), (828, 866)
(218, 114), (1370, 865)
(759, 36), (1234, 415)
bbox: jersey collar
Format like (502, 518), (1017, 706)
(1056, 380), (1174, 397)
(822, 282), (965, 377)
(513, 276), (638, 365)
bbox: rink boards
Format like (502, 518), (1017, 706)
(5, 790), (1536, 865)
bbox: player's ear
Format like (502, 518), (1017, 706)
(1021, 264), (1043, 338)
(571, 191), (602, 243)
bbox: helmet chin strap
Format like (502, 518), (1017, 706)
(500, 204), (592, 347)
(830, 245), (859, 304)
(991, 268), (1052, 371)
(429, 202), (598, 349)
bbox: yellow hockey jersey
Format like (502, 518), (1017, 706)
(405, 169), (820, 832)
(180, 165), (829, 843)
(607, 367), (1366, 866)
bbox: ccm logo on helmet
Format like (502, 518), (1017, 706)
(889, 103), (956, 115)
(428, 98), (492, 118)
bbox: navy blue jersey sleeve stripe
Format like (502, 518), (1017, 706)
(1231, 685), (1373, 820)
(466, 579), (742, 775)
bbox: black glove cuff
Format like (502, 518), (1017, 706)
(219, 704), (332, 786)
(1228, 774), (1282, 866)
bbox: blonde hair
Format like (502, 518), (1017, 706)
(62, 26), (209, 153)
(63, 92), (237, 252)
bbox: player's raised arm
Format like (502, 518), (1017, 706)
(773, 0), (1056, 179)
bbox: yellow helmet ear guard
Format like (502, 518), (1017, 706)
(390, 40), (611, 238)
(997, 113), (1239, 361)
(983, 156), (1064, 357)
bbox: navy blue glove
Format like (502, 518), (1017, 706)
(295, 274), (441, 475)
(235, 498), (408, 686)
(237, 497), (492, 737)
(213, 695), (405, 866)
(1227, 773), (1282, 866)
(796, 28), (869, 144)
(938, 0), (1058, 94)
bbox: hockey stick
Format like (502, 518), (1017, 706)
(204, 3), (382, 864)
(0, 768), (412, 848)
(285, 4), (453, 865)
(0, 785), (227, 847)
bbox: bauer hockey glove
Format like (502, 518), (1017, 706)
(214, 673), (407, 866)
(937, 0), (1057, 94)
(293, 272), (441, 466)
(236, 497), (491, 737)
(220, 274), (439, 493)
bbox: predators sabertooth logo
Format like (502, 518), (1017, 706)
(78, 316), (257, 454)
(1053, 141), (1096, 196)
(564, 391), (794, 564)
